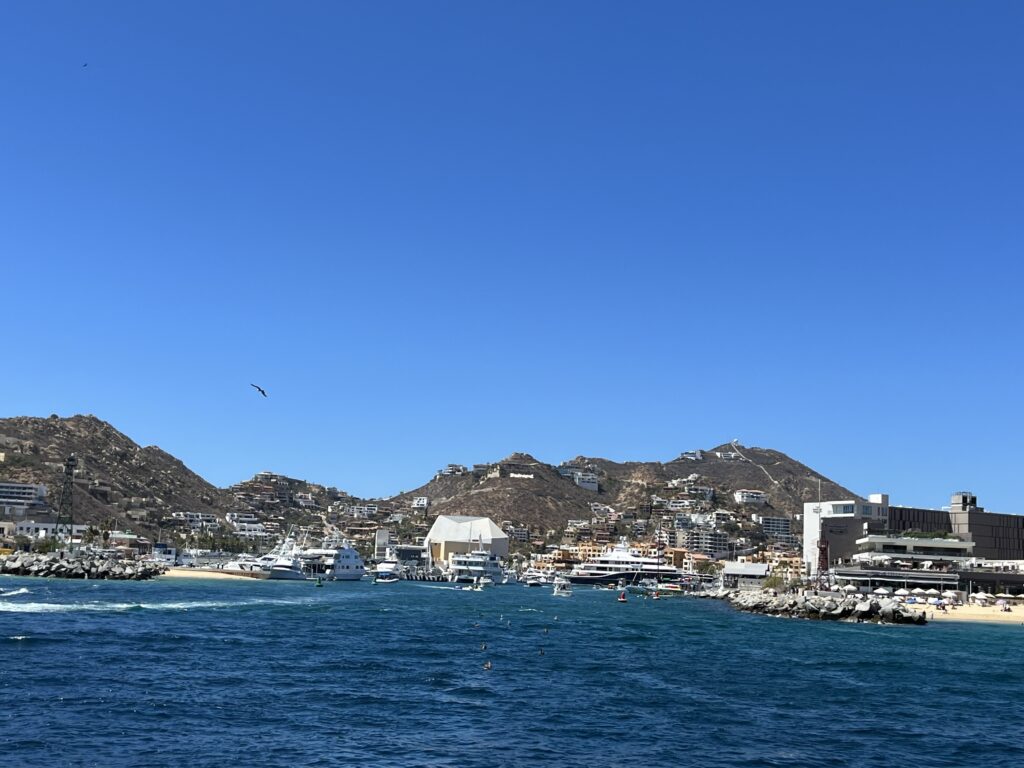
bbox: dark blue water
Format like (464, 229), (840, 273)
(2, 576), (1022, 768)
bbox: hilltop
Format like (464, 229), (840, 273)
(393, 443), (855, 532)
(0, 414), (241, 533)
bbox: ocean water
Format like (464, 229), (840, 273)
(2, 577), (1023, 768)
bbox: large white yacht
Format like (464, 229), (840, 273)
(256, 534), (308, 581)
(447, 550), (505, 584)
(297, 534), (365, 581)
(567, 538), (678, 585)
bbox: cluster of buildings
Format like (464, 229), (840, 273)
(803, 491), (1024, 593)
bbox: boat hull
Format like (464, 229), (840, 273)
(567, 571), (680, 585)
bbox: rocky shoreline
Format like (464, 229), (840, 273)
(700, 589), (928, 625)
(0, 552), (165, 581)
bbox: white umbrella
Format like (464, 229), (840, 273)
(941, 591), (958, 598)
(925, 588), (941, 596)
(973, 591), (993, 599)
(911, 588), (927, 595)
(894, 588), (911, 596)
(842, 584), (858, 592)
(1013, 594), (1024, 600)
(995, 593), (1014, 599)
(872, 587), (891, 595)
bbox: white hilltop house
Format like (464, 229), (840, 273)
(423, 515), (509, 570)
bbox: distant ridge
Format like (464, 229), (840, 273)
(0, 414), (858, 537)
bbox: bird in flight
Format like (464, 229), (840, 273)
(82, 63), (88, 67)
(250, 384), (267, 397)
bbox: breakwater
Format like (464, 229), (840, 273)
(0, 551), (164, 581)
(701, 589), (928, 625)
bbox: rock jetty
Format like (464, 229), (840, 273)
(706, 589), (927, 625)
(0, 552), (165, 581)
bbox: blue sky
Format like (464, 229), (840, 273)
(2, 2), (1022, 510)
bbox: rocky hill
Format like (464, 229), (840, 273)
(0, 414), (241, 533)
(1, 415), (858, 541)
(395, 444), (856, 532)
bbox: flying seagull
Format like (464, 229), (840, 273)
(250, 384), (267, 397)
(82, 63), (88, 67)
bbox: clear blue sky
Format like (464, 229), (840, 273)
(2, 2), (1022, 510)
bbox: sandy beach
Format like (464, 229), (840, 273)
(912, 603), (1024, 625)
(159, 567), (267, 581)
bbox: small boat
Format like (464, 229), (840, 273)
(374, 572), (400, 584)
(552, 576), (572, 598)
(617, 591), (628, 603)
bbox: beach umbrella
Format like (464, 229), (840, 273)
(1013, 594), (1024, 600)
(973, 591), (992, 600)
(995, 593), (1014, 599)
(842, 584), (858, 592)
(894, 588), (911, 596)
(925, 588), (941, 596)
(872, 587), (891, 595)
(911, 588), (927, 595)
(941, 591), (958, 598)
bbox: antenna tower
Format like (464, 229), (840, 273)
(816, 539), (832, 589)
(54, 453), (78, 545)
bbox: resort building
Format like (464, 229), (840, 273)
(852, 534), (975, 564)
(885, 492), (1024, 561)
(803, 494), (890, 576)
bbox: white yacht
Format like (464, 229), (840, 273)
(258, 535), (307, 581)
(373, 548), (403, 580)
(567, 538), (677, 585)
(447, 550), (505, 584)
(297, 534), (365, 581)
(521, 566), (556, 586)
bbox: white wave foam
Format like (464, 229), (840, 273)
(0, 597), (315, 614)
(0, 587), (32, 597)
(7, 636), (30, 640)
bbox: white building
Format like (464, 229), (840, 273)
(752, 514), (792, 538)
(803, 493), (889, 576)
(423, 515), (509, 568)
(573, 472), (599, 492)
(412, 497), (429, 509)
(13, 520), (89, 539)
(0, 481), (48, 517)
(734, 489), (767, 505)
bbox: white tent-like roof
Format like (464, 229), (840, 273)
(424, 515), (509, 558)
